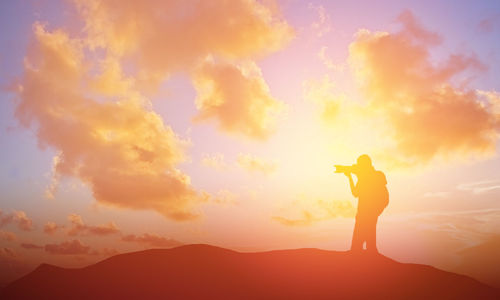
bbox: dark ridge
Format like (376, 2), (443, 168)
(2, 244), (498, 299)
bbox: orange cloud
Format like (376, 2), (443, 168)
(308, 3), (332, 38)
(0, 231), (16, 242)
(76, 0), (292, 138)
(201, 153), (228, 171)
(193, 60), (283, 139)
(43, 221), (60, 235)
(44, 239), (91, 255)
(199, 189), (239, 206)
(213, 189), (238, 205)
(14, 24), (199, 220)
(202, 152), (277, 176)
(121, 233), (182, 248)
(317, 47), (345, 72)
(0, 210), (33, 231)
(21, 240), (117, 257)
(67, 214), (120, 236)
(210, 189), (238, 205)
(303, 75), (344, 122)
(15, 0), (292, 219)
(237, 153), (277, 175)
(348, 11), (500, 165)
(76, 0), (292, 75)
(20, 243), (43, 250)
(273, 199), (356, 226)
(273, 211), (316, 227)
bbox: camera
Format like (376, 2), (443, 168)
(334, 164), (357, 174)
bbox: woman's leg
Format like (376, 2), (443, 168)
(350, 213), (363, 251)
(365, 215), (379, 253)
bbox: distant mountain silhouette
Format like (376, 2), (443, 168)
(2, 244), (498, 299)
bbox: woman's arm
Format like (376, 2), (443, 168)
(347, 173), (358, 197)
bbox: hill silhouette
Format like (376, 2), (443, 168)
(2, 244), (498, 299)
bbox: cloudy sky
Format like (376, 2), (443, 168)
(1, 0), (500, 287)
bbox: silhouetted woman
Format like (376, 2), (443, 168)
(345, 155), (388, 253)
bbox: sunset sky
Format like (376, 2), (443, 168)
(1, 0), (500, 287)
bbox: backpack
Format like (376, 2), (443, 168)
(375, 171), (389, 213)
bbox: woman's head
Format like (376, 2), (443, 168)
(355, 154), (374, 175)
